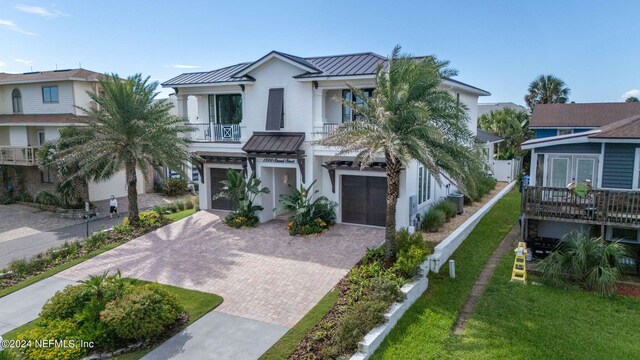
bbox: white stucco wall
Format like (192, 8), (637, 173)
(88, 169), (146, 201)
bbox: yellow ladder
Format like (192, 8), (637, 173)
(511, 242), (527, 283)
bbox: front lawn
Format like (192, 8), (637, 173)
(372, 189), (640, 359)
(2, 279), (222, 360)
(372, 189), (521, 359)
(166, 208), (196, 222)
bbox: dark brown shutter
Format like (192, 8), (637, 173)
(266, 88), (284, 130)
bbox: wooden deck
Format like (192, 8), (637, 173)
(522, 186), (640, 228)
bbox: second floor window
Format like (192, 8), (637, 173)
(209, 94), (242, 124)
(342, 88), (374, 122)
(42, 86), (59, 103)
(12, 89), (22, 113)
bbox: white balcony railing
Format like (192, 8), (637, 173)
(0, 146), (41, 166)
(188, 123), (241, 142)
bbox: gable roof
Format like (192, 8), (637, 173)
(162, 51), (489, 95)
(0, 113), (89, 125)
(530, 102), (640, 128)
(0, 68), (103, 85)
(589, 114), (640, 139)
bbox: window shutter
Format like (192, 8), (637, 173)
(266, 88), (284, 130)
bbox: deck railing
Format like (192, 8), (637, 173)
(0, 146), (40, 166)
(522, 186), (640, 227)
(188, 123), (241, 142)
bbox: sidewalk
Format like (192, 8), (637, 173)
(0, 276), (76, 334)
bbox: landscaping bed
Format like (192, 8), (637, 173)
(422, 181), (507, 245)
(2, 276), (222, 360)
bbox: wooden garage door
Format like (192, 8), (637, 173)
(210, 168), (240, 210)
(341, 175), (387, 226)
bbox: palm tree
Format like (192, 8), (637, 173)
(524, 74), (570, 110)
(49, 74), (193, 226)
(625, 96), (639, 103)
(317, 46), (486, 260)
(478, 108), (532, 159)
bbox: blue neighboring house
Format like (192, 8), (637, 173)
(521, 103), (640, 270)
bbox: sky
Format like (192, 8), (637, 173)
(1, 0), (639, 104)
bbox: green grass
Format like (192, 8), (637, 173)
(0, 241), (124, 299)
(166, 208), (196, 222)
(373, 188), (640, 359)
(2, 279), (223, 360)
(260, 289), (340, 360)
(372, 189), (521, 359)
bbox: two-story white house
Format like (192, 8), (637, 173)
(0, 69), (150, 201)
(163, 51), (490, 228)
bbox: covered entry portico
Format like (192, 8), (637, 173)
(243, 132), (306, 222)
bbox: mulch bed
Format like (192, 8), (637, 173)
(616, 284), (640, 298)
(289, 277), (351, 360)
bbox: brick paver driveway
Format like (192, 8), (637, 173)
(58, 210), (383, 328)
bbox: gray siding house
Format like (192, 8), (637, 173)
(521, 103), (640, 266)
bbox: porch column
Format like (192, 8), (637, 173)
(312, 88), (325, 136)
(176, 95), (189, 121)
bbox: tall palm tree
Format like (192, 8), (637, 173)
(50, 74), (192, 226)
(478, 108), (532, 159)
(317, 46), (486, 260)
(524, 74), (570, 110)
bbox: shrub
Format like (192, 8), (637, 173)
(277, 180), (337, 235)
(184, 196), (195, 210)
(101, 283), (183, 341)
(538, 231), (629, 295)
(434, 200), (457, 221)
(176, 201), (185, 211)
(8, 258), (30, 277)
(40, 284), (93, 320)
(392, 229), (429, 279)
(422, 208), (446, 232)
(160, 178), (189, 197)
(0, 348), (18, 360)
(34, 191), (59, 206)
(224, 212), (260, 228)
(17, 319), (88, 360)
(85, 230), (109, 250)
(152, 205), (170, 215)
(14, 192), (33, 202)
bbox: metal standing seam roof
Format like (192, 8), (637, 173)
(162, 51), (490, 95)
(242, 132), (305, 154)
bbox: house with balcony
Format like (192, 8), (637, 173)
(0, 69), (150, 201)
(163, 51), (490, 228)
(521, 103), (640, 259)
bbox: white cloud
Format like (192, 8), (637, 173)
(170, 64), (200, 69)
(15, 5), (68, 18)
(0, 19), (37, 35)
(15, 59), (33, 65)
(622, 89), (640, 100)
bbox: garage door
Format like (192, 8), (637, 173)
(341, 175), (387, 226)
(210, 168), (240, 210)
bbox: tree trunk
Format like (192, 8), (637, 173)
(125, 161), (139, 227)
(384, 151), (402, 262)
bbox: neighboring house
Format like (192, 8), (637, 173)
(0, 69), (151, 201)
(521, 103), (640, 256)
(478, 102), (528, 117)
(162, 51), (490, 228)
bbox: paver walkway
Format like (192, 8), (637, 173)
(46, 210), (383, 358)
(452, 224), (520, 334)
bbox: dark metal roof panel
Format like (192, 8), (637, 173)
(162, 63), (252, 86)
(476, 128), (503, 143)
(242, 132), (305, 154)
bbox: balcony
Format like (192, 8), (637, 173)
(188, 123), (241, 142)
(522, 186), (640, 227)
(0, 146), (41, 166)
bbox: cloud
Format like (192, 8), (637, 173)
(15, 58), (33, 65)
(0, 61), (5, 67)
(0, 19), (37, 35)
(170, 64), (200, 69)
(622, 89), (640, 100)
(15, 5), (68, 18)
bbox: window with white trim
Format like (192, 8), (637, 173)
(42, 86), (59, 103)
(545, 154), (599, 187)
(558, 129), (572, 136)
(418, 166), (431, 204)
